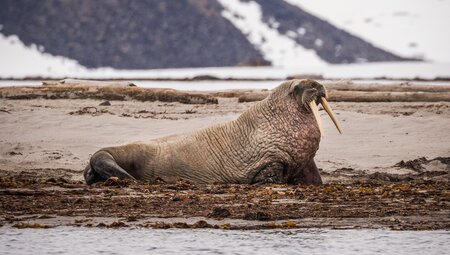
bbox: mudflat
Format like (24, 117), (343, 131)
(0, 87), (449, 230)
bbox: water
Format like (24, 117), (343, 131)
(1, 79), (449, 91)
(0, 80), (282, 90)
(0, 79), (282, 90)
(0, 228), (448, 255)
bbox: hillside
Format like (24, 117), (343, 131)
(0, 0), (407, 69)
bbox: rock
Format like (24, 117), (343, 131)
(108, 221), (128, 228)
(394, 157), (428, 171)
(12, 223), (52, 229)
(207, 207), (231, 219)
(172, 222), (190, 228)
(99, 101), (111, 106)
(368, 172), (403, 182)
(192, 75), (220, 81)
(192, 220), (212, 228)
(243, 211), (271, 221)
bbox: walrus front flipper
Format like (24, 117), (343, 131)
(290, 159), (322, 185)
(251, 162), (286, 184)
(84, 151), (135, 185)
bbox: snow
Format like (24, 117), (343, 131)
(0, 34), (89, 78)
(0, 31), (449, 80)
(284, 0), (450, 63)
(216, 0), (327, 67)
(0, 32), (449, 80)
(0, 48), (449, 81)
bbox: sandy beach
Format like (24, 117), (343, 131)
(0, 82), (449, 230)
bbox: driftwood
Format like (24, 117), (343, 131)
(238, 90), (450, 102)
(42, 79), (137, 87)
(328, 91), (450, 102)
(0, 86), (218, 104)
(1, 80), (450, 103)
(323, 82), (450, 93)
(238, 91), (270, 103)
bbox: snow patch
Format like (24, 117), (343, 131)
(314, 39), (323, 48)
(286, 31), (297, 39)
(0, 33), (88, 78)
(284, 0), (450, 63)
(297, 27), (306, 35)
(217, 0), (326, 67)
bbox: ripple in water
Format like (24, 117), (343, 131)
(0, 228), (449, 255)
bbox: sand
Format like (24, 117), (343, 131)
(0, 87), (449, 230)
(0, 97), (449, 180)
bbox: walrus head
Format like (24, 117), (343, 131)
(290, 79), (342, 135)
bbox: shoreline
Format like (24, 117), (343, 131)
(1, 75), (450, 82)
(1, 178), (449, 231)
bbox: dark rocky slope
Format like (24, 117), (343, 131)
(0, 0), (266, 69)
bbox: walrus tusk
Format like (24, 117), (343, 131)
(320, 97), (343, 134)
(309, 100), (324, 135)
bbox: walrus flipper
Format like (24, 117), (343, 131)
(84, 151), (135, 185)
(291, 159), (322, 185)
(250, 162), (286, 184)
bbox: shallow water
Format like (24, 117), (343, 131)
(1, 79), (450, 91)
(0, 228), (448, 255)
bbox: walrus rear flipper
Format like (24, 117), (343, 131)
(84, 151), (135, 185)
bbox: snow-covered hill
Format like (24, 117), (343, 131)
(0, 0), (405, 70)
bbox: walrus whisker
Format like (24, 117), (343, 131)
(320, 97), (343, 134)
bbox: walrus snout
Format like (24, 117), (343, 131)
(291, 79), (343, 135)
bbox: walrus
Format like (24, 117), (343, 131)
(84, 79), (342, 185)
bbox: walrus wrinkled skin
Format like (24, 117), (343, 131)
(84, 79), (342, 185)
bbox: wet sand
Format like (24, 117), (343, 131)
(0, 86), (449, 230)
